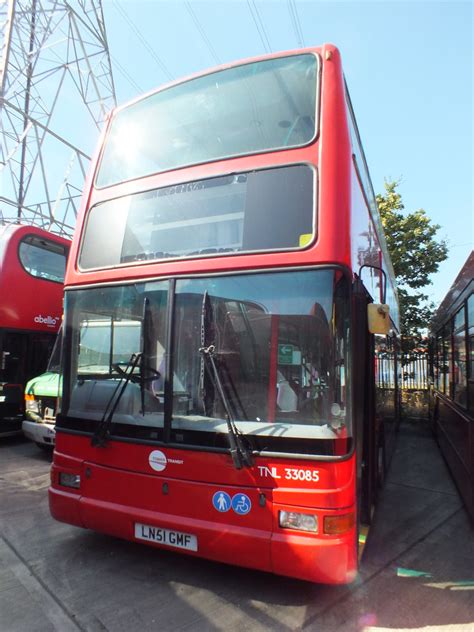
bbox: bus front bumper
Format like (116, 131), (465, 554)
(49, 485), (358, 585)
(22, 419), (55, 446)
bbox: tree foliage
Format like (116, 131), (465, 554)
(376, 180), (448, 346)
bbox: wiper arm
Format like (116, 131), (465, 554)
(199, 344), (253, 470)
(91, 352), (143, 447)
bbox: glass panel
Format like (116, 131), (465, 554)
(96, 54), (318, 187)
(18, 235), (67, 283)
(443, 325), (453, 397)
(454, 306), (465, 333)
(28, 334), (56, 381)
(80, 165), (314, 270)
(468, 294), (474, 330)
(435, 334), (443, 391)
(62, 282), (169, 435)
(47, 330), (62, 373)
(453, 306), (467, 406)
(468, 296), (474, 389)
(172, 270), (350, 455)
(59, 270), (351, 457)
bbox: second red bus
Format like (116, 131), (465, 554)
(0, 223), (69, 436)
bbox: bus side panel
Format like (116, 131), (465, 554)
(435, 394), (474, 522)
(318, 45), (352, 270)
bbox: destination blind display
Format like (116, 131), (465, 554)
(79, 165), (315, 270)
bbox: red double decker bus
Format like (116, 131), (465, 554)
(0, 224), (69, 436)
(49, 45), (400, 584)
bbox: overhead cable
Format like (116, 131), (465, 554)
(184, 2), (221, 66)
(247, 0), (272, 53)
(112, 0), (174, 82)
(110, 55), (143, 95)
(287, 0), (306, 48)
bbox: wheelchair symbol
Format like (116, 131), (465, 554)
(232, 493), (251, 515)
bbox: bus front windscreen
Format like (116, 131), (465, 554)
(96, 53), (319, 187)
(60, 269), (350, 457)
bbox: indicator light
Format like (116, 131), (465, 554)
(25, 395), (39, 413)
(279, 510), (318, 533)
(58, 472), (81, 489)
(323, 512), (355, 535)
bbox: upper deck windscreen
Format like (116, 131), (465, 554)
(96, 54), (319, 188)
(18, 235), (68, 283)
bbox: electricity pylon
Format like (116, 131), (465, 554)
(0, 0), (116, 237)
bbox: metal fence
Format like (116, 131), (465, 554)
(400, 353), (429, 390)
(376, 352), (429, 391)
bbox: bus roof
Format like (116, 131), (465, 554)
(109, 44), (335, 119)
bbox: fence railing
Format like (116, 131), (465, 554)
(376, 352), (429, 390)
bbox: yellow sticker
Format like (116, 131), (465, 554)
(299, 233), (313, 247)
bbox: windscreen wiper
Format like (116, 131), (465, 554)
(91, 352), (143, 447)
(199, 345), (253, 469)
(91, 351), (162, 447)
(199, 291), (253, 469)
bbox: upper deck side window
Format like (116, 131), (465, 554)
(344, 85), (381, 238)
(468, 294), (474, 413)
(95, 54), (319, 188)
(468, 294), (474, 379)
(18, 235), (68, 283)
(452, 304), (468, 406)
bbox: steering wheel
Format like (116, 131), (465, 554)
(112, 360), (161, 384)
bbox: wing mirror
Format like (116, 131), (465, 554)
(358, 264), (391, 334)
(367, 303), (390, 334)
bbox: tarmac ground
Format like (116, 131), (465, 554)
(0, 420), (473, 632)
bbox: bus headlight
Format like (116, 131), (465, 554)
(279, 510), (318, 533)
(58, 472), (81, 489)
(25, 395), (40, 413)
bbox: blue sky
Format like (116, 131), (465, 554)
(101, 0), (473, 306)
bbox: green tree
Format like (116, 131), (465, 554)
(376, 180), (448, 348)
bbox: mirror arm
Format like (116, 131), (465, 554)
(358, 264), (387, 304)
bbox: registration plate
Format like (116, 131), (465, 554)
(134, 523), (198, 551)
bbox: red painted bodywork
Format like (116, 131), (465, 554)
(49, 44), (393, 584)
(51, 434), (357, 583)
(0, 224), (69, 333)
